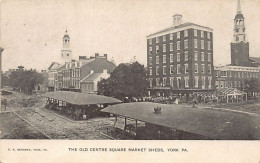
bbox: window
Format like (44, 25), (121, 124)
(184, 77), (189, 87)
(194, 64), (198, 73)
(163, 78), (167, 86)
(149, 57), (152, 65)
(208, 41), (211, 50)
(170, 34), (173, 40)
(208, 77), (212, 88)
(184, 51), (188, 61)
(149, 67), (152, 75)
(163, 44), (166, 52)
(177, 53), (180, 62)
(185, 64), (189, 73)
(170, 77), (174, 87)
(177, 41), (180, 50)
(202, 77), (205, 88)
(149, 78), (153, 88)
(238, 71), (240, 78)
(177, 77), (181, 88)
(184, 30), (188, 37)
(156, 56), (159, 64)
(201, 31), (204, 38)
(177, 32), (180, 39)
(201, 64), (205, 73)
(156, 66), (159, 75)
(163, 66), (166, 75)
(170, 65), (174, 74)
(156, 37), (159, 43)
(163, 55), (166, 63)
(149, 47), (152, 54)
(163, 35), (166, 42)
(194, 39), (197, 48)
(184, 40), (188, 49)
(149, 39), (152, 45)
(201, 52), (204, 61)
(170, 54), (173, 63)
(194, 51), (198, 61)
(194, 29), (197, 36)
(208, 64), (211, 74)
(207, 32), (210, 39)
(156, 78), (160, 86)
(177, 64), (180, 74)
(201, 40), (204, 49)
(208, 53), (211, 62)
(170, 43), (173, 51)
(156, 45), (159, 53)
(195, 76), (199, 88)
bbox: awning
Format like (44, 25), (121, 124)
(102, 102), (260, 140)
(43, 91), (122, 105)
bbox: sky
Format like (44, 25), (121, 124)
(1, 0), (260, 71)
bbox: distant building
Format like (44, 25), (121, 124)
(58, 53), (115, 93)
(47, 62), (61, 92)
(34, 70), (48, 94)
(147, 14), (214, 97)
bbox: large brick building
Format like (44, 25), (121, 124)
(147, 14), (214, 97)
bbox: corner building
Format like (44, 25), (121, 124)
(147, 15), (214, 97)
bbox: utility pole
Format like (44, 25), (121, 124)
(0, 47), (4, 110)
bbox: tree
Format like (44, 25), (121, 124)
(97, 61), (148, 100)
(8, 67), (44, 94)
(1, 74), (9, 87)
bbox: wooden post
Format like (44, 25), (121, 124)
(125, 117), (127, 131)
(227, 95), (228, 103)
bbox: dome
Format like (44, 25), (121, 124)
(235, 13), (244, 19)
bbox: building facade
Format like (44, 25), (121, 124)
(59, 53), (115, 93)
(147, 15), (214, 97)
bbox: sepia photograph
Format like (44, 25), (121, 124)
(0, 0), (260, 162)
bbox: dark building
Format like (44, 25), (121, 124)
(147, 14), (214, 97)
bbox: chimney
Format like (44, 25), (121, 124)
(95, 53), (99, 58)
(172, 14), (182, 26)
(90, 70), (94, 74)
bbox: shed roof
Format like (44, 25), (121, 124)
(102, 102), (260, 140)
(43, 91), (122, 105)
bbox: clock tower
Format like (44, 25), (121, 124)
(230, 0), (249, 66)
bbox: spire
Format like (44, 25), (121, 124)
(237, 0), (242, 14)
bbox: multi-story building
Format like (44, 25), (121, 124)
(47, 62), (61, 92)
(147, 14), (214, 97)
(59, 53), (115, 93)
(214, 0), (260, 91)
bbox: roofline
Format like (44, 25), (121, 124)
(147, 23), (213, 39)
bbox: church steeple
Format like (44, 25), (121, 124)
(237, 0), (242, 14)
(61, 29), (72, 62)
(233, 0), (246, 43)
(231, 0), (250, 66)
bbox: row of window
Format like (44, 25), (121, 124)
(149, 52), (211, 65)
(216, 80), (244, 88)
(149, 39), (211, 54)
(150, 64), (212, 75)
(62, 69), (80, 78)
(150, 76), (212, 88)
(148, 30), (211, 44)
(62, 79), (80, 89)
(216, 71), (259, 78)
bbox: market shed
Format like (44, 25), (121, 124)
(43, 91), (122, 119)
(102, 102), (260, 140)
(216, 88), (247, 103)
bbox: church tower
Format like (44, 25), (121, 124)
(61, 29), (72, 62)
(231, 0), (249, 66)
